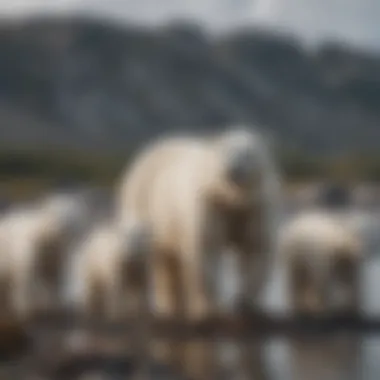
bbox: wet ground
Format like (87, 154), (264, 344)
(2, 203), (380, 380)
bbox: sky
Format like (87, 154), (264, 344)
(0, 0), (379, 51)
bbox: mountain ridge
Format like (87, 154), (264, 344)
(0, 15), (379, 156)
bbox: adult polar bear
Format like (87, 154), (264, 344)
(116, 127), (281, 379)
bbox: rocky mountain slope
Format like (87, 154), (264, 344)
(1, 16), (380, 155)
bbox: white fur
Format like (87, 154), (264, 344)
(0, 193), (92, 318)
(279, 211), (362, 261)
(117, 126), (281, 315)
(66, 218), (152, 320)
(279, 210), (363, 316)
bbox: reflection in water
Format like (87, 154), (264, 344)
(290, 334), (361, 380)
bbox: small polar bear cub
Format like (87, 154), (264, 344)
(66, 217), (153, 321)
(0, 197), (87, 319)
(279, 210), (363, 315)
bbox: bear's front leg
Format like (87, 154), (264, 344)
(180, 224), (221, 322)
(232, 208), (272, 320)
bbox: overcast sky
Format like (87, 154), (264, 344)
(0, 0), (379, 51)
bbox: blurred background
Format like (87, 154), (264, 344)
(1, 0), (380, 198)
(1, 1), (380, 379)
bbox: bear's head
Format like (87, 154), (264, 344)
(211, 127), (273, 207)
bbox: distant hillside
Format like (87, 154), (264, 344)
(0, 15), (380, 155)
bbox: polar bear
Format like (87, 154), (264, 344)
(116, 127), (281, 379)
(0, 192), (91, 319)
(279, 210), (364, 380)
(279, 210), (363, 315)
(67, 218), (152, 320)
(63, 217), (153, 356)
